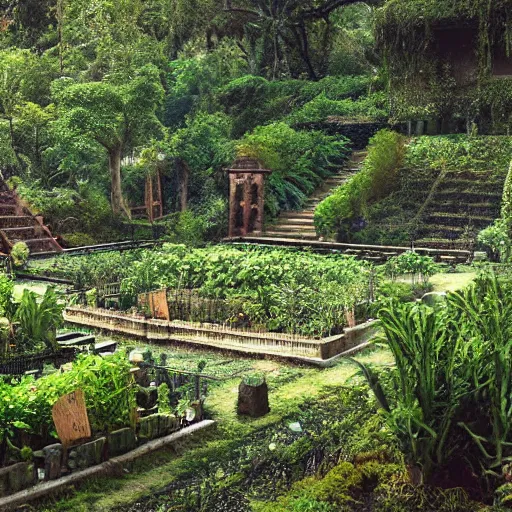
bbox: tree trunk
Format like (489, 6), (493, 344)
(178, 159), (190, 212)
(8, 117), (24, 171)
(108, 146), (131, 218)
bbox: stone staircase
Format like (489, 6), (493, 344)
(0, 181), (62, 255)
(249, 151), (367, 241)
(413, 169), (504, 250)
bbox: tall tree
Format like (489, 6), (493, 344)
(0, 49), (55, 171)
(224, 0), (381, 79)
(54, 65), (164, 217)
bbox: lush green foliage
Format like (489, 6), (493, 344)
(345, 135), (510, 247)
(0, 0), (380, 242)
(376, 0), (512, 130)
(405, 136), (512, 173)
(384, 252), (438, 285)
(220, 74), (385, 135)
(478, 160), (512, 261)
(31, 245), (371, 336)
(286, 91), (388, 125)
(359, 272), (512, 497)
(14, 287), (64, 351)
(10, 242), (29, 268)
(239, 123), (350, 215)
(0, 353), (135, 444)
(315, 129), (405, 238)
(0, 282), (63, 355)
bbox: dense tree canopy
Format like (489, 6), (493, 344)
(0, 0), (384, 243)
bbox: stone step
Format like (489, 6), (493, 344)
(57, 334), (96, 347)
(428, 201), (497, 215)
(280, 211), (315, 219)
(274, 218), (315, 226)
(271, 223), (316, 232)
(24, 237), (60, 253)
(427, 212), (495, 222)
(0, 205), (17, 216)
(415, 238), (471, 250)
(260, 231), (318, 240)
(0, 216), (34, 229)
(3, 226), (38, 241)
(435, 189), (502, 200)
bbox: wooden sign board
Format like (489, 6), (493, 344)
(52, 389), (91, 446)
(138, 289), (170, 320)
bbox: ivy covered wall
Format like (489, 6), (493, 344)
(376, 0), (512, 133)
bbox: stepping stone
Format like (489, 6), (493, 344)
(57, 334), (95, 347)
(93, 340), (118, 354)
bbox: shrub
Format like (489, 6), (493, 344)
(33, 245), (371, 337)
(173, 210), (206, 246)
(384, 251), (438, 285)
(0, 353), (136, 445)
(15, 181), (115, 241)
(315, 129), (405, 238)
(61, 232), (97, 248)
(11, 242), (29, 268)
(405, 135), (512, 172)
(14, 287), (64, 351)
(477, 221), (510, 262)
(287, 91), (388, 125)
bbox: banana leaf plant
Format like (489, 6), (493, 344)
(349, 299), (468, 484)
(448, 274), (512, 476)
(13, 287), (64, 352)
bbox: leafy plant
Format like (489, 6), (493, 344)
(353, 300), (467, 483)
(448, 274), (512, 474)
(239, 123), (350, 217)
(315, 129), (405, 239)
(14, 287), (64, 351)
(11, 242), (29, 268)
(384, 251), (438, 285)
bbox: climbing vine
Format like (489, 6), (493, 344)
(376, 0), (512, 131)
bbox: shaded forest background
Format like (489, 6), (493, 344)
(0, 0), (386, 246)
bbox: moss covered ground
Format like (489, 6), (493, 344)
(34, 344), (393, 512)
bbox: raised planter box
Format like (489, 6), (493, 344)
(64, 306), (379, 361)
(0, 413), (204, 499)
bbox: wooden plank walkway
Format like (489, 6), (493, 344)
(224, 236), (472, 263)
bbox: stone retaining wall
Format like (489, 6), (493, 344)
(64, 306), (378, 361)
(0, 413), (191, 499)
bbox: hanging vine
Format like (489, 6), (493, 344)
(376, 0), (512, 131)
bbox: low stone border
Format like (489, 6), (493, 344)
(0, 420), (215, 511)
(64, 306), (380, 361)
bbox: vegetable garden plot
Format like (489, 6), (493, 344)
(29, 244), (374, 338)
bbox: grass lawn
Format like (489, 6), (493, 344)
(430, 271), (476, 293)
(35, 343), (392, 512)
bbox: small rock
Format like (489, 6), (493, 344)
(108, 428), (136, 457)
(42, 443), (63, 480)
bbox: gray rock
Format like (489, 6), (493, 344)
(137, 414), (179, 443)
(108, 428), (136, 457)
(473, 251), (488, 262)
(0, 462), (37, 497)
(68, 437), (106, 471)
(42, 443), (63, 480)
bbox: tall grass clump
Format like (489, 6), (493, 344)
(354, 272), (512, 498)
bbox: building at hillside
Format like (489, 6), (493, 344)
(376, 0), (512, 134)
